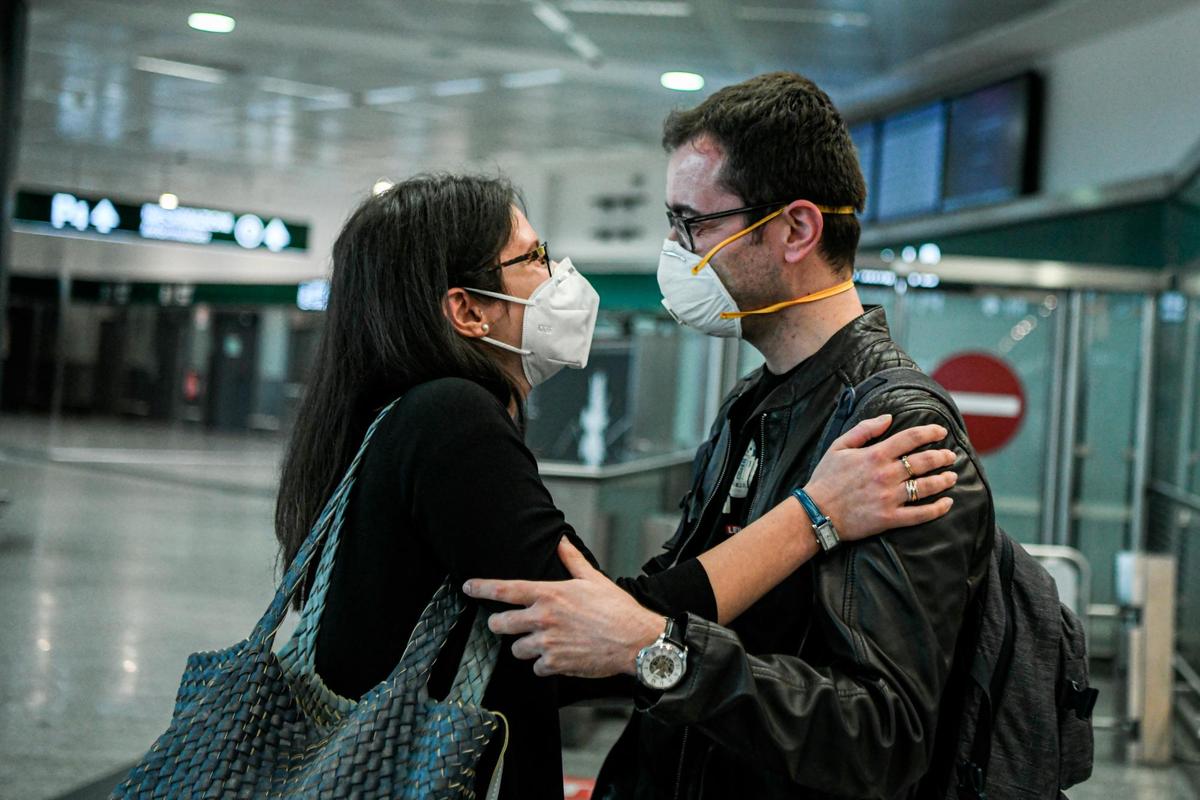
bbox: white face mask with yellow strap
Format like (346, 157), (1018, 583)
(657, 204), (856, 339)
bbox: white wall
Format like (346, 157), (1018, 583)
(1039, 2), (1200, 195)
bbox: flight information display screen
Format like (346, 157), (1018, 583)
(875, 102), (947, 220)
(943, 75), (1040, 210)
(849, 122), (878, 222)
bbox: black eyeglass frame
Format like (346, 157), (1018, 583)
(465, 241), (552, 277)
(665, 202), (787, 252)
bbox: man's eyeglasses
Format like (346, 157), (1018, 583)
(665, 203), (786, 252)
(468, 241), (552, 276)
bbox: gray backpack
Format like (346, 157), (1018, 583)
(814, 367), (1098, 799)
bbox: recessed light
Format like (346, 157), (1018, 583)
(159, 193), (179, 210)
(661, 71), (704, 91)
(188, 12), (236, 33)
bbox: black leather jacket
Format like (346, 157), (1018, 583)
(595, 307), (995, 800)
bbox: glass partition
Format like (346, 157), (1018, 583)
(526, 311), (720, 466)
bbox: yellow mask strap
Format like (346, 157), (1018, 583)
(691, 203), (857, 276)
(720, 278), (856, 319)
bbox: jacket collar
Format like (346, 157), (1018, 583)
(745, 305), (894, 416)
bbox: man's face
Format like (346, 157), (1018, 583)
(664, 136), (783, 311)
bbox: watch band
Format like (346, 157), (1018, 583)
(663, 615), (686, 649)
(791, 487), (841, 551)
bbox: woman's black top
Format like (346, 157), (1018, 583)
(313, 377), (716, 800)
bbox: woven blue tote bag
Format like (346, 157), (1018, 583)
(111, 399), (506, 799)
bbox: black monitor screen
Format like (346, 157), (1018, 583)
(876, 102), (946, 220)
(944, 76), (1038, 210)
(850, 122), (878, 222)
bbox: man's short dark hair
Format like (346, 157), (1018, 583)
(662, 71), (866, 274)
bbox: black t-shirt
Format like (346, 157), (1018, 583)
(694, 360), (803, 543)
(675, 360), (812, 655)
(311, 377), (716, 800)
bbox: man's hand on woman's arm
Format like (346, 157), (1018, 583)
(463, 414), (958, 678)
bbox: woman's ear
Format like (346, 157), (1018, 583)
(779, 201), (824, 265)
(443, 288), (490, 338)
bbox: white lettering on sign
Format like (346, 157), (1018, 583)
(263, 217), (291, 252)
(234, 214), (265, 249)
(949, 391), (1022, 418)
(297, 279), (330, 311)
(90, 199), (120, 234)
(51, 192), (119, 234)
(140, 203), (235, 244)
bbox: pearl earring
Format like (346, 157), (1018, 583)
(481, 323), (490, 333)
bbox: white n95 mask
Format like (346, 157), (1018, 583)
(657, 203), (857, 339)
(467, 258), (600, 387)
(658, 237), (743, 338)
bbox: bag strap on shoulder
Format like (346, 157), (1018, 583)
(251, 398), (404, 651)
(809, 366), (964, 474)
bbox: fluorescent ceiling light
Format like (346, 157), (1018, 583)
(258, 76), (347, 103)
(362, 85), (421, 105)
(501, 68), (564, 89)
(431, 78), (487, 97)
(188, 12), (236, 33)
(661, 71), (704, 91)
(737, 6), (870, 27)
(560, 0), (690, 16)
(135, 56), (227, 84)
(530, 1), (572, 33)
(159, 192), (179, 210)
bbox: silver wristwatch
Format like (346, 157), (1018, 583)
(791, 488), (840, 552)
(635, 617), (688, 691)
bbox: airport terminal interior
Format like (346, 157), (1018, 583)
(2, 0), (1200, 798)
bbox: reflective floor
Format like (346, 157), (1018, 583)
(0, 414), (1195, 799)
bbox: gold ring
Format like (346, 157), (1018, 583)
(905, 479), (919, 504)
(900, 454), (914, 479)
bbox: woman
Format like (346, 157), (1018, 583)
(274, 174), (955, 799)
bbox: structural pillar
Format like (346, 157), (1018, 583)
(0, 0), (30, 406)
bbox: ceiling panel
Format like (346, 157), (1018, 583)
(17, 0), (1082, 184)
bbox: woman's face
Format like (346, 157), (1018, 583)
(478, 206), (554, 394)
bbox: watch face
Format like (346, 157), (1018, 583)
(637, 643), (685, 690)
(815, 521), (839, 551)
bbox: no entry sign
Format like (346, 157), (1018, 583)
(931, 352), (1026, 455)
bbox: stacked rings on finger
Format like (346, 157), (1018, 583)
(905, 479), (920, 504)
(900, 454), (914, 479)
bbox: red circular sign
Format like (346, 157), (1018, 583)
(931, 352), (1026, 455)
(564, 777), (595, 800)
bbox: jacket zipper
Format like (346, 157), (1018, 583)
(673, 726), (690, 800)
(745, 413), (769, 518)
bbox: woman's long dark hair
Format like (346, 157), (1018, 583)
(275, 174), (521, 598)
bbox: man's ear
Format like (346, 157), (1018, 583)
(443, 288), (490, 338)
(778, 201), (823, 265)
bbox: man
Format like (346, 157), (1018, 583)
(465, 72), (993, 799)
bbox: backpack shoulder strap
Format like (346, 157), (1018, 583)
(960, 532), (1017, 797)
(809, 366), (963, 473)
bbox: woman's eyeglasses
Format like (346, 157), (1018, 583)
(469, 241), (552, 276)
